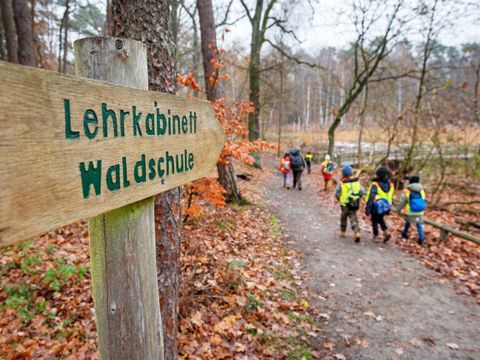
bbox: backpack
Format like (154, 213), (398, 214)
(325, 161), (333, 173)
(291, 154), (304, 170)
(373, 198), (391, 215)
(409, 191), (426, 212)
(346, 195), (360, 211)
(342, 180), (361, 210)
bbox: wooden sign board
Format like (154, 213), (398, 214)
(0, 60), (224, 248)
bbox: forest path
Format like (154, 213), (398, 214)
(261, 165), (479, 360)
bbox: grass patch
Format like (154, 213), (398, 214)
(280, 289), (299, 302)
(268, 214), (281, 239)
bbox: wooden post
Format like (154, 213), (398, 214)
(74, 37), (164, 360)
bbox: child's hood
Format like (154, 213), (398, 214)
(407, 183), (423, 192)
(372, 178), (391, 193)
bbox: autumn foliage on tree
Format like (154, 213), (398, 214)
(178, 48), (275, 219)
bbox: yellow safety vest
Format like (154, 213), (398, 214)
(305, 154), (313, 161)
(339, 178), (361, 206)
(404, 188), (426, 214)
(367, 181), (394, 205)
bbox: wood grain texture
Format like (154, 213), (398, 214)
(89, 198), (163, 360)
(0, 48), (223, 247)
(77, 37), (163, 360)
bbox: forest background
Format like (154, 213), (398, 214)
(1, 0), (480, 358)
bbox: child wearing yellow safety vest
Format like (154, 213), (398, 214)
(365, 167), (394, 243)
(395, 176), (426, 246)
(305, 152), (313, 174)
(335, 165), (365, 243)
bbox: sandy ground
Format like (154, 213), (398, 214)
(262, 167), (480, 360)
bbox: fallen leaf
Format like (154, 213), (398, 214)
(334, 354), (347, 360)
(446, 343), (460, 350)
(355, 338), (370, 348)
(410, 338), (422, 348)
(323, 341), (335, 350)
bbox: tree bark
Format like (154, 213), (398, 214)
(357, 83), (368, 167)
(0, 4), (7, 60)
(0, 0), (18, 63)
(12, 0), (36, 66)
(197, 0), (216, 101)
(112, 1), (180, 359)
(197, 0), (241, 202)
(277, 53), (284, 157)
(61, 0), (69, 73)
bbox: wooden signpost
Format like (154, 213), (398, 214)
(0, 37), (224, 359)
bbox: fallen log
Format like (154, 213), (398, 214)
(441, 199), (480, 206)
(456, 219), (480, 231)
(424, 219), (480, 245)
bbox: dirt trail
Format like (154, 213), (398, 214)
(262, 168), (479, 360)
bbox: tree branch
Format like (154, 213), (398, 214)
(239, 0), (253, 23)
(265, 39), (326, 70)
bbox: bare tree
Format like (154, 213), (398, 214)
(1, 0), (18, 63)
(197, 0), (242, 202)
(112, 1), (180, 359)
(400, 0), (442, 179)
(327, 0), (405, 156)
(237, 0), (308, 165)
(12, 0), (36, 66)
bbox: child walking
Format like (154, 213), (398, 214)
(335, 165), (365, 243)
(321, 154), (334, 191)
(305, 152), (313, 174)
(365, 167), (394, 243)
(278, 153), (292, 189)
(395, 175), (426, 245)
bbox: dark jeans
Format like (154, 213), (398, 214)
(293, 170), (303, 189)
(371, 213), (388, 236)
(402, 221), (424, 240)
(340, 206), (359, 232)
(306, 161), (311, 174)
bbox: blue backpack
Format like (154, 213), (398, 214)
(373, 198), (391, 215)
(326, 162), (333, 172)
(409, 191), (426, 212)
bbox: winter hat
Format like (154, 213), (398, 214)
(375, 167), (390, 180)
(409, 175), (420, 184)
(284, 152), (290, 158)
(325, 154), (331, 161)
(342, 165), (353, 177)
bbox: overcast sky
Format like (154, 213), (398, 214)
(217, 0), (480, 53)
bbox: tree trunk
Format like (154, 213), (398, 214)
(105, 0), (113, 36)
(1, 0), (18, 63)
(217, 161), (241, 202)
(57, 9), (63, 72)
(248, 48), (260, 142)
(191, 14), (200, 98)
(277, 54), (284, 157)
(12, 0), (36, 66)
(170, 0), (179, 50)
(61, 0), (69, 73)
(197, 0), (241, 202)
(0, 4), (7, 60)
(357, 84), (368, 167)
(112, 1), (180, 359)
(197, 0), (216, 101)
